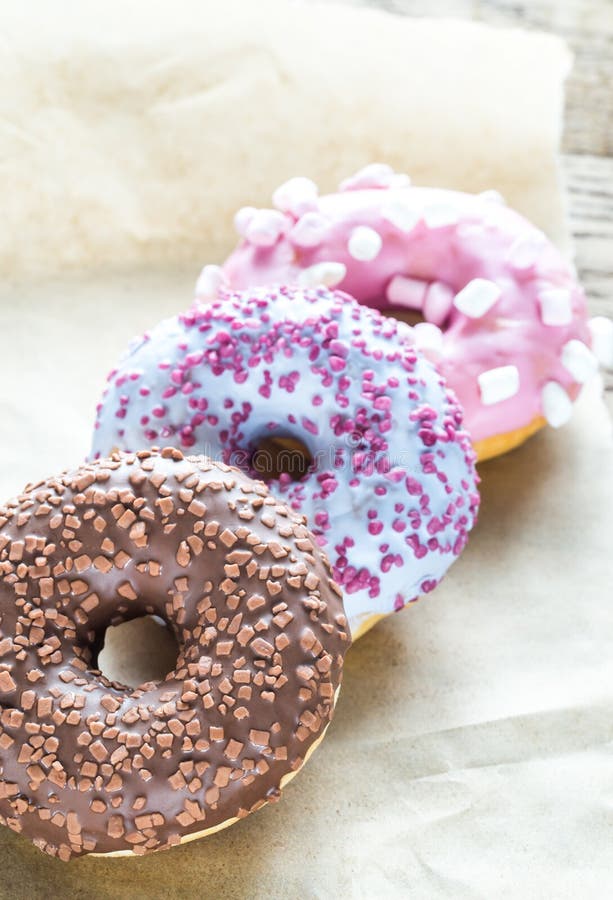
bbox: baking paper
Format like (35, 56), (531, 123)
(1, 2), (610, 897)
(0, 0), (571, 279)
(0, 270), (611, 898)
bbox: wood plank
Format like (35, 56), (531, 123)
(563, 153), (613, 309)
(563, 152), (613, 409)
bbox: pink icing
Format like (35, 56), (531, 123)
(221, 167), (596, 443)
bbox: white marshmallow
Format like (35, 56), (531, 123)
(245, 209), (288, 247)
(341, 163), (391, 188)
(454, 278), (502, 318)
(507, 231), (547, 270)
(537, 287), (573, 326)
(386, 275), (427, 310)
(423, 282), (454, 327)
(381, 198), (420, 233)
(339, 162), (410, 192)
(347, 226), (383, 261)
(289, 212), (330, 248)
(390, 173), (412, 189)
(413, 322), (444, 354)
(298, 261), (347, 288)
(561, 339), (598, 383)
(234, 206), (257, 237)
(423, 203), (459, 229)
(588, 316), (613, 369)
(477, 365), (520, 405)
(195, 264), (224, 300)
(478, 189), (506, 204)
(272, 176), (318, 216)
(542, 381), (573, 428)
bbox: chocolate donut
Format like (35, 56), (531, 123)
(0, 448), (349, 859)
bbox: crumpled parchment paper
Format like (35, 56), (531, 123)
(1, 2), (610, 897)
(0, 0), (571, 278)
(0, 269), (611, 899)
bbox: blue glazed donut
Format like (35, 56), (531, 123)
(92, 286), (480, 638)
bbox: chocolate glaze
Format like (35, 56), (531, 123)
(0, 448), (349, 859)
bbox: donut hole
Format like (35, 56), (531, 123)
(251, 435), (313, 482)
(383, 308), (425, 328)
(97, 615), (179, 689)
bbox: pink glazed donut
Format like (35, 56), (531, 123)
(214, 164), (613, 461)
(91, 286), (480, 640)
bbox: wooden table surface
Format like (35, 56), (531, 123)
(338, 0), (613, 412)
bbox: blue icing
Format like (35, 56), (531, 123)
(92, 286), (479, 635)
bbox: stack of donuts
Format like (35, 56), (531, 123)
(0, 164), (610, 860)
